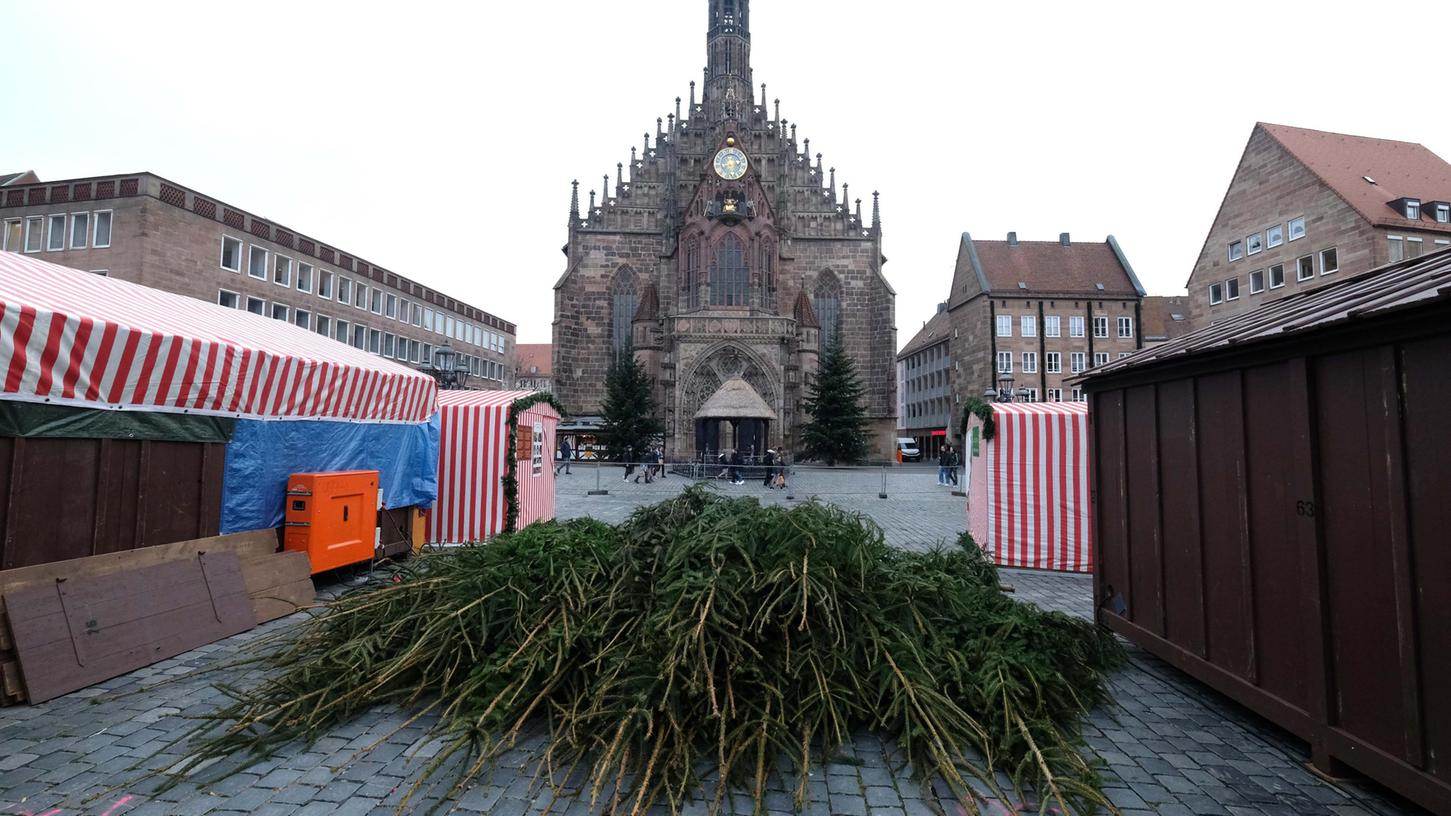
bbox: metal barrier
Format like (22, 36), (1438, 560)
(567, 459), (964, 501)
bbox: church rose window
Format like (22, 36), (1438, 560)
(611, 267), (638, 358)
(709, 234), (749, 307)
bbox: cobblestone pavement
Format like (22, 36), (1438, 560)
(0, 468), (1424, 816)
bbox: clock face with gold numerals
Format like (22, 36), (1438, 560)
(713, 147), (748, 180)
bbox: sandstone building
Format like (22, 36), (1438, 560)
(1187, 123), (1451, 328)
(947, 233), (1145, 404)
(0, 171), (516, 386)
(514, 344), (553, 393)
(552, 0), (896, 459)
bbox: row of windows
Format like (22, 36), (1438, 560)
(1209, 247), (1338, 305)
(904, 397), (952, 421)
(1007, 388), (1087, 404)
(217, 289), (508, 381)
(1387, 234), (1448, 262)
(2, 211), (114, 254)
(220, 237), (507, 354)
(996, 314), (1134, 339)
(1228, 217), (1306, 261)
(1396, 199), (1451, 223)
(997, 350), (1133, 374)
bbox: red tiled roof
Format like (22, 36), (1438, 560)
(515, 343), (552, 377)
(898, 307), (951, 359)
(1140, 296), (1191, 342)
(952, 235), (1144, 302)
(1260, 123), (1451, 234)
(792, 289), (819, 327)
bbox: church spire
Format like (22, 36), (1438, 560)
(705, 0), (752, 120)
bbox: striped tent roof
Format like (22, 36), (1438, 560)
(436, 390), (549, 410)
(0, 251), (437, 423)
(991, 401), (1088, 417)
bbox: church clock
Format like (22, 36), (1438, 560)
(713, 146), (748, 180)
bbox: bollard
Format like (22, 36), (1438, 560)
(587, 458), (609, 496)
(879, 464), (888, 499)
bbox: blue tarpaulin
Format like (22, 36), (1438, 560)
(220, 415), (440, 534)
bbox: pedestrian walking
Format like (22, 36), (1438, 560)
(556, 439), (572, 475)
(946, 445), (960, 486)
(635, 447), (658, 483)
(728, 448), (744, 484)
(623, 446), (636, 482)
(761, 448), (777, 488)
(937, 445), (952, 485)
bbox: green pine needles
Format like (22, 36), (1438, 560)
(182, 487), (1124, 815)
(600, 343), (664, 463)
(799, 337), (871, 465)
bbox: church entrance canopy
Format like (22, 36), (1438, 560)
(693, 376), (776, 458)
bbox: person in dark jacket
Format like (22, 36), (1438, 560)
(556, 439), (572, 475)
(761, 448), (777, 487)
(728, 448), (744, 484)
(937, 446), (952, 485)
(946, 445), (960, 486)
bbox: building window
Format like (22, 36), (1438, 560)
(220, 236), (242, 271)
(1226, 278), (1240, 300)
(2, 219), (20, 252)
(71, 210), (90, 246)
(1069, 316), (1085, 337)
(315, 314), (331, 337)
(1297, 254), (1315, 280)
(434, 312), (444, 333)
(93, 210), (112, 248)
(1044, 315), (1060, 337)
(369, 329), (381, 354)
(1117, 316), (1133, 338)
(1228, 240), (1243, 261)
(337, 277), (352, 304)
(46, 214), (66, 251)
(1209, 283), (1223, 305)
(422, 342), (433, 364)
(297, 263), (314, 293)
(1269, 264), (1285, 289)
(1070, 352), (1086, 374)
(248, 246), (268, 279)
(1119, 352), (1132, 359)
(996, 315), (1012, 337)
(1072, 388), (1084, 402)
(1249, 269), (1265, 293)
(1020, 315), (1036, 337)
(1436, 203), (1450, 223)
(371, 289), (383, 314)
(1092, 316), (1108, 338)
(1438, 239), (1450, 247)
(610, 267), (638, 358)
(384, 333), (396, 357)
(1387, 236), (1404, 262)
(1320, 247), (1339, 274)
(1093, 352), (1109, 368)
(246, 296), (265, 315)
(354, 283), (368, 310)
(274, 255), (292, 287)
(814, 271), (842, 347)
(1246, 233), (1263, 255)
(335, 319), (350, 343)
(1047, 388), (1062, 402)
(1046, 352), (1062, 373)
(398, 299), (409, 323)
(316, 269), (333, 298)
(1267, 224), (1284, 248)
(1288, 216), (1306, 241)
(1022, 388), (1038, 403)
(1407, 237), (1423, 258)
(386, 294), (397, 319)
(271, 303), (289, 322)
(24, 216), (44, 252)
(996, 351), (1013, 374)
(708, 234), (750, 307)
(294, 309), (311, 330)
(1022, 352), (1038, 373)
(218, 289), (240, 309)
(1405, 199), (1420, 220)
(352, 324), (365, 349)
(412, 304), (423, 326)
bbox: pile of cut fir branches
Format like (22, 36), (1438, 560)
(183, 486), (1123, 815)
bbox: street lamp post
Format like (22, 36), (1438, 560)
(424, 343), (472, 390)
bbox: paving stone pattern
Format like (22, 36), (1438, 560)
(0, 468), (1424, 815)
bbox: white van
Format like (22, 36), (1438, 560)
(895, 437), (922, 462)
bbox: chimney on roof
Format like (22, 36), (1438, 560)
(1060, 232), (1071, 246)
(936, 301), (947, 314)
(1007, 231), (1018, 246)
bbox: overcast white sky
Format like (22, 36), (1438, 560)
(3, 1), (1445, 346)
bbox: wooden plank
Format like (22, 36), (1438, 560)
(239, 551), (311, 595)
(1, 659), (21, 702)
(251, 577), (317, 624)
(5, 552), (254, 703)
(0, 529), (276, 597)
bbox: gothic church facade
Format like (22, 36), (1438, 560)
(553, 0), (897, 459)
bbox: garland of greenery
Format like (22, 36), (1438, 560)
(959, 396), (996, 443)
(502, 392), (568, 534)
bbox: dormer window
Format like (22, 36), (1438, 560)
(1434, 202), (1450, 223)
(1406, 199), (1421, 220)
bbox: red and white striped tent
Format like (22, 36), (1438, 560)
(429, 390), (559, 544)
(0, 252), (436, 422)
(964, 402), (1091, 573)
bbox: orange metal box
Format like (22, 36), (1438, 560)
(283, 471), (378, 574)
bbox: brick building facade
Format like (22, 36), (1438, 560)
(947, 233), (1145, 405)
(0, 172), (515, 385)
(552, 0), (897, 459)
(514, 344), (553, 393)
(1187, 123), (1451, 328)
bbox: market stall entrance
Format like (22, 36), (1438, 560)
(693, 377), (776, 458)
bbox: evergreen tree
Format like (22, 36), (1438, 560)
(600, 343), (664, 463)
(799, 336), (870, 465)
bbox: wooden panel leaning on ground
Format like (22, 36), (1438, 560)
(0, 529), (314, 704)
